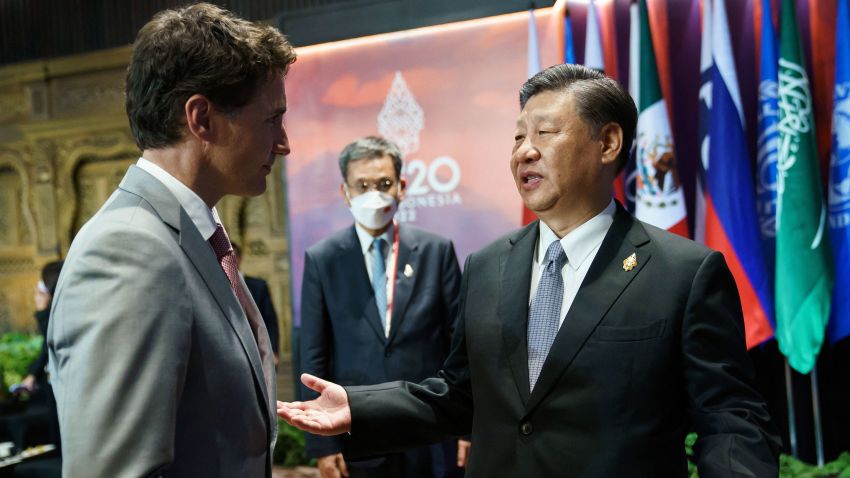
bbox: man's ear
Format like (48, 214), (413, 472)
(340, 182), (351, 207)
(185, 94), (214, 142)
(599, 123), (623, 167)
(398, 177), (407, 201)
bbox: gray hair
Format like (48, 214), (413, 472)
(519, 64), (637, 172)
(338, 136), (403, 181)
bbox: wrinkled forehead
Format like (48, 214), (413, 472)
(515, 90), (575, 127)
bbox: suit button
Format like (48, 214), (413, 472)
(384, 349), (392, 357)
(520, 421), (533, 436)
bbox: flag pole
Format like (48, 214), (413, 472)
(784, 359), (798, 457)
(811, 367), (824, 466)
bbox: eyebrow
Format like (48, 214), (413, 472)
(270, 107), (287, 115)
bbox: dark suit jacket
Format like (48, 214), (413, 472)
(344, 206), (781, 477)
(246, 276), (280, 355)
(28, 309), (50, 381)
(300, 224), (462, 460)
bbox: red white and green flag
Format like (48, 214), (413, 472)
(633, 0), (688, 237)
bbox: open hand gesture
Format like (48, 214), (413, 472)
(277, 374), (352, 436)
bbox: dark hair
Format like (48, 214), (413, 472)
(126, 3), (297, 150)
(41, 260), (63, 296)
(519, 64), (637, 172)
(338, 136), (403, 181)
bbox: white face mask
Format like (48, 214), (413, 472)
(346, 186), (399, 230)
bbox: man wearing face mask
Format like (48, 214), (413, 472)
(300, 136), (468, 478)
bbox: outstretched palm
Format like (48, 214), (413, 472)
(277, 374), (352, 436)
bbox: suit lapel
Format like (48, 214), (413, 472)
(387, 226), (418, 344)
(178, 211), (271, 418)
(235, 274), (276, 420)
(526, 206), (652, 413)
(499, 222), (539, 406)
(119, 166), (271, 422)
(338, 227), (387, 343)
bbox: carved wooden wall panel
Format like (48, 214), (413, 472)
(0, 46), (294, 354)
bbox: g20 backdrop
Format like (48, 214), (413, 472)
(284, 9), (563, 328)
(284, 0), (844, 365)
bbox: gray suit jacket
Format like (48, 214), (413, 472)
(47, 165), (276, 477)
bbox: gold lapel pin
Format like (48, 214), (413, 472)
(404, 264), (414, 277)
(622, 252), (637, 272)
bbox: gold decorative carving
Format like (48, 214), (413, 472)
(57, 84), (124, 114)
(0, 90), (28, 124)
(53, 131), (139, 253)
(0, 46), (292, 355)
(0, 292), (10, 334)
(0, 149), (38, 250)
(0, 257), (35, 274)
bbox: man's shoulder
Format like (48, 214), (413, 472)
(400, 223), (453, 247)
(74, 189), (168, 243)
(305, 226), (356, 258)
(636, 219), (714, 261)
(474, 222), (536, 259)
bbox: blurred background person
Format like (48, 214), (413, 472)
(20, 261), (63, 397)
(300, 136), (468, 478)
(233, 241), (281, 366)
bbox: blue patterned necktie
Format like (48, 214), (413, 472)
(527, 240), (567, 391)
(371, 238), (388, 330)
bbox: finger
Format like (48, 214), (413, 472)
(337, 454), (349, 477)
(276, 403), (302, 420)
(318, 465), (339, 478)
(457, 440), (469, 468)
(300, 373), (330, 393)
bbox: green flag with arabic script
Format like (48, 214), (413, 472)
(775, 0), (833, 374)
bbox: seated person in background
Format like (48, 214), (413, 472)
(21, 261), (63, 393)
(300, 136), (469, 478)
(17, 260), (63, 451)
(233, 241), (281, 365)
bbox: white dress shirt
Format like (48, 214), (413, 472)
(529, 200), (616, 328)
(354, 222), (397, 337)
(136, 157), (221, 240)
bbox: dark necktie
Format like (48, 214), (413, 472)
(527, 240), (567, 391)
(208, 224), (249, 307)
(208, 223), (275, 401)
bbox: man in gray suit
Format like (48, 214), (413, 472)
(46, 4), (295, 476)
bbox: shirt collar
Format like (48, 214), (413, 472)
(536, 199), (616, 271)
(136, 157), (220, 240)
(354, 222), (395, 255)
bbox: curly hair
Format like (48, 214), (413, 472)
(126, 3), (297, 150)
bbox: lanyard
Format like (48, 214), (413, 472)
(385, 220), (400, 332)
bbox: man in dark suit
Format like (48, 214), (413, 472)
(233, 241), (281, 364)
(300, 136), (467, 478)
(280, 65), (781, 477)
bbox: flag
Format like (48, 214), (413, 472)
(528, 8), (541, 78)
(523, 8), (542, 226)
(756, 0), (780, 273)
(828, 0), (850, 343)
(700, 0), (774, 348)
(633, 0), (688, 236)
(584, 0), (604, 71)
(623, 0), (640, 214)
(775, 0), (834, 373)
(564, 8), (576, 65)
(694, 0), (712, 245)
